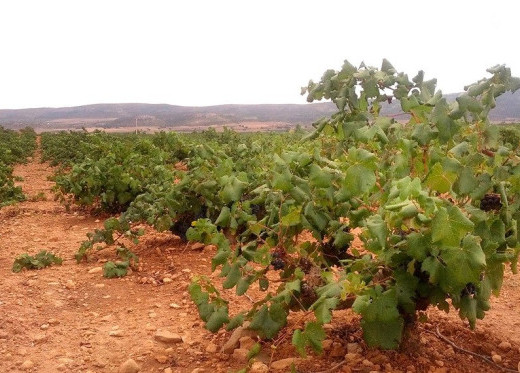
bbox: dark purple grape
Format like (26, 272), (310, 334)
(480, 193), (502, 212)
(271, 257), (286, 270)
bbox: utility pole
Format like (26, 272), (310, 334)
(135, 117), (138, 134)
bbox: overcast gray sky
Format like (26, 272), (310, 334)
(0, 0), (519, 109)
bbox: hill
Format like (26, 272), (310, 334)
(0, 91), (518, 131)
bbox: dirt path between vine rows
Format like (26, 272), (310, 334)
(0, 141), (519, 373)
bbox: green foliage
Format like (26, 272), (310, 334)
(103, 261), (130, 278)
(72, 63), (520, 353)
(0, 126), (37, 207)
(12, 250), (63, 272)
(184, 61), (519, 351)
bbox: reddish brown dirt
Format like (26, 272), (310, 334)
(0, 145), (519, 373)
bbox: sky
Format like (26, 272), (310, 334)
(0, 0), (519, 109)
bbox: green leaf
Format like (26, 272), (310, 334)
(220, 176), (246, 203)
(247, 342), (261, 360)
(311, 297), (338, 324)
(222, 263), (241, 289)
(103, 261), (129, 278)
(412, 123), (437, 146)
(205, 306), (229, 332)
(360, 318), (404, 349)
(432, 98), (460, 142)
(292, 321), (326, 356)
(226, 313), (245, 331)
(353, 288), (404, 349)
(425, 163), (457, 193)
(431, 206), (474, 246)
(281, 207), (302, 227)
(440, 235), (486, 291)
(272, 169), (292, 192)
(342, 164), (376, 198)
(309, 164), (332, 188)
(366, 215), (387, 249)
(458, 296), (478, 329)
(381, 59), (396, 74)
(455, 167), (478, 195)
(215, 206), (231, 227)
(406, 232), (431, 261)
(249, 303), (287, 339)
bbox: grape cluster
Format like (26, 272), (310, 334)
(170, 207), (207, 241)
(460, 283), (476, 297)
(298, 258), (313, 274)
(321, 241), (352, 266)
(270, 249), (286, 270)
(299, 281), (318, 308)
(250, 204), (266, 219)
(480, 193), (502, 212)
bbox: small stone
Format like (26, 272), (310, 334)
(271, 358), (301, 370)
(21, 360), (34, 370)
(32, 333), (48, 343)
(164, 369), (173, 373)
(250, 361), (269, 373)
(119, 359), (140, 373)
(93, 359), (107, 368)
(346, 342), (361, 354)
(154, 355), (168, 364)
(344, 353), (360, 362)
(322, 339), (333, 350)
(435, 360), (444, 367)
(48, 319), (60, 326)
(205, 343), (218, 353)
(330, 342), (345, 357)
(109, 330), (124, 337)
(40, 324), (49, 330)
(149, 312), (157, 318)
(498, 341), (512, 351)
(191, 369), (205, 373)
(221, 324), (256, 354)
(239, 336), (256, 350)
(58, 358), (74, 365)
(362, 359), (374, 367)
(88, 267), (103, 274)
(191, 242), (205, 251)
(492, 354), (502, 364)
(65, 280), (76, 289)
(162, 278), (172, 284)
(232, 348), (249, 362)
(94, 283), (105, 288)
(169, 303), (181, 309)
(154, 330), (183, 344)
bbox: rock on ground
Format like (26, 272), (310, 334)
(119, 359), (140, 373)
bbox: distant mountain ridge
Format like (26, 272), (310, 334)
(1, 91), (519, 130)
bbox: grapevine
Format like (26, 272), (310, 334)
(186, 60), (520, 352)
(52, 60), (520, 353)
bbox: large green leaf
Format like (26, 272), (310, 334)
(292, 321), (326, 356)
(342, 164), (376, 198)
(425, 163), (457, 193)
(249, 303), (287, 339)
(440, 235), (486, 291)
(431, 206), (474, 246)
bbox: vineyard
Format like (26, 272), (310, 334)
(1, 60), (520, 372)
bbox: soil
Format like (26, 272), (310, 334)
(0, 142), (519, 373)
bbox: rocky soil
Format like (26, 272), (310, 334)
(0, 144), (519, 373)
